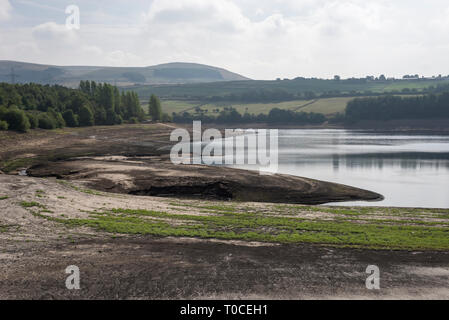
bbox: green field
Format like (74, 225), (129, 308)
(159, 97), (355, 116)
(158, 94), (426, 117)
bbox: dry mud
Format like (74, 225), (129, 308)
(0, 174), (448, 300)
(0, 124), (447, 299)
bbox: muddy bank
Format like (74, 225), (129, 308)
(0, 174), (447, 299)
(3, 237), (449, 300)
(27, 156), (383, 205)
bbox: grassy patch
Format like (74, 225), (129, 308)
(0, 224), (20, 233)
(56, 180), (104, 196)
(20, 201), (45, 208)
(35, 190), (46, 198)
(0, 196), (8, 200)
(33, 206), (449, 251)
(0, 158), (36, 173)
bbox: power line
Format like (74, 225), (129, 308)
(5, 67), (20, 84)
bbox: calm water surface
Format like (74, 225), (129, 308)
(230, 129), (449, 208)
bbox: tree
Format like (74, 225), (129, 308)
(78, 104), (94, 127)
(161, 113), (172, 122)
(0, 120), (8, 131)
(63, 109), (79, 127)
(47, 108), (66, 128)
(0, 82), (142, 131)
(38, 113), (57, 129)
(149, 94), (162, 121)
(3, 107), (30, 132)
(26, 112), (39, 129)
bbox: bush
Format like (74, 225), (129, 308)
(128, 117), (139, 124)
(0, 106), (7, 120)
(0, 120), (8, 131)
(54, 112), (66, 128)
(3, 107), (30, 132)
(47, 109), (65, 128)
(63, 109), (79, 127)
(78, 104), (94, 127)
(161, 113), (172, 122)
(26, 113), (39, 129)
(38, 113), (57, 129)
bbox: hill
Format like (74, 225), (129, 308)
(0, 60), (250, 86)
(128, 77), (449, 101)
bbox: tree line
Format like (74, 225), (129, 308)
(172, 107), (326, 125)
(0, 81), (145, 132)
(197, 83), (449, 104)
(345, 91), (449, 122)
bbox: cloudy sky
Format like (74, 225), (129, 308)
(1, 0), (449, 79)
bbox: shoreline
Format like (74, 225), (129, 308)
(1, 173), (449, 299)
(1, 124), (449, 299)
(196, 118), (449, 132)
(1, 123), (383, 205)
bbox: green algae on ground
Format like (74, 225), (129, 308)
(31, 205), (449, 251)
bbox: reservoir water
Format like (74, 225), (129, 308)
(228, 129), (449, 208)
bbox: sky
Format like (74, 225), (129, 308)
(1, 0), (449, 80)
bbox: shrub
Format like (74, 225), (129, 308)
(0, 120), (8, 131)
(0, 106), (7, 120)
(78, 104), (94, 127)
(54, 112), (66, 128)
(63, 109), (79, 127)
(161, 113), (172, 122)
(128, 117), (139, 124)
(47, 109), (65, 128)
(3, 107), (30, 132)
(26, 113), (39, 129)
(38, 113), (57, 129)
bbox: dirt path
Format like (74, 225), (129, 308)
(293, 99), (318, 111)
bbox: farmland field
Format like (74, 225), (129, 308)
(128, 78), (449, 101)
(158, 97), (353, 116)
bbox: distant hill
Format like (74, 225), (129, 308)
(0, 60), (250, 86)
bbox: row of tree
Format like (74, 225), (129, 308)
(202, 84), (449, 104)
(0, 81), (145, 132)
(172, 107), (326, 125)
(345, 91), (449, 122)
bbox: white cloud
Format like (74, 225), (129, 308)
(147, 0), (249, 28)
(2, 0), (449, 78)
(137, 0), (398, 78)
(0, 0), (12, 21)
(32, 22), (79, 46)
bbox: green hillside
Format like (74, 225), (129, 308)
(129, 77), (449, 101)
(0, 61), (250, 87)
